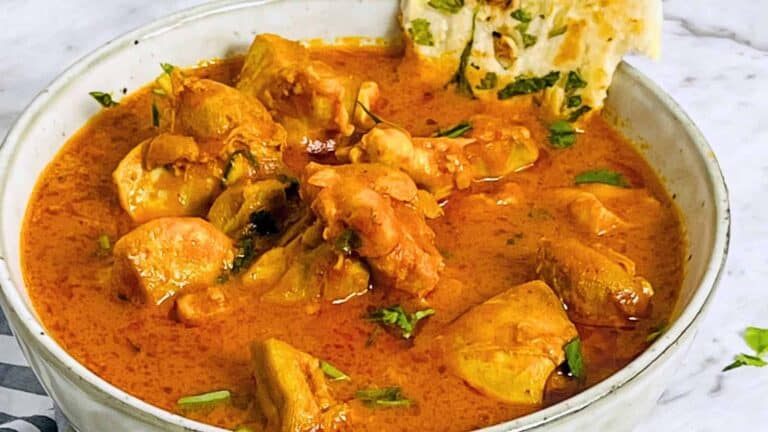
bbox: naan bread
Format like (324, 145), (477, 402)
(400, 0), (662, 121)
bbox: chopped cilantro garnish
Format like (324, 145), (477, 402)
(356, 386), (411, 408)
(521, 33), (538, 48)
(435, 121), (472, 138)
(151, 103), (160, 127)
(723, 353), (767, 372)
(497, 71), (560, 100)
(96, 234), (111, 251)
(723, 326), (768, 371)
(89, 91), (118, 107)
(320, 360), (351, 381)
(510, 9), (532, 23)
(409, 18), (435, 46)
(574, 169), (630, 187)
(427, 0), (464, 14)
(177, 390), (231, 410)
(449, 12), (477, 98)
(548, 120), (576, 149)
(366, 305), (435, 339)
(476, 72), (498, 90)
(160, 62), (175, 74)
(567, 95), (582, 108)
(564, 337), (585, 380)
(565, 71), (588, 93)
(568, 105), (592, 122)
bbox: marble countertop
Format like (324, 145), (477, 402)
(1, 1), (766, 430)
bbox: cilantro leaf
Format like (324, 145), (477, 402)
(745, 327), (768, 356)
(427, 0), (464, 14)
(723, 353), (768, 372)
(409, 18), (435, 46)
(510, 9), (532, 23)
(476, 72), (498, 90)
(564, 337), (585, 380)
(548, 120), (576, 149)
(497, 71), (560, 100)
(574, 169), (630, 187)
(320, 360), (351, 381)
(366, 305), (435, 339)
(565, 70), (588, 93)
(177, 390), (231, 410)
(435, 121), (472, 138)
(89, 91), (119, 107)
(356, 386), (411, 408)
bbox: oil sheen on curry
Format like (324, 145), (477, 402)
(21, 33), (683, 432)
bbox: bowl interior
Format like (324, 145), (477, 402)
(0, 0), (729, 430)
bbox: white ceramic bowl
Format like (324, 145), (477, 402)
(0, 1), (729, 431)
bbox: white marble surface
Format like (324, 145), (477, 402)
(1, 0), (767, 430)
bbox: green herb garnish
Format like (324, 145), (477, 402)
(510, 9), (532, 23)
(222, 150), (258, 186)
(574, 169), (629, 187)
(548, 25), (568, 38)
(427, 0), (464, 14)
(366, 305), (435, 339)
(723, 353), (767, 372)
(409, 18), (435, 46)
(745, 327), (768, 356)
(435, 121), (472, 138)
(89, 91), (119, 107)
(177, 390), (231, 410)
(564, 337), (585, 380)
(449, 12), (477, 98)
(320, 360), (351, 381)
(231, 238), (257, 274)
(97, 234), (111, 251)
(151, 103), (160, 127)
(160, 62), (175, 74)
(566, 95), (582, 108)
(646, 321), (668, 343)
(335, 228), (362, 255)
(355, 100), (383, 124)
(356, 386), (411, 408)
(497, 71), (560, 100)
(565, 71), (588, 93)
(521, 33), (538, 48)
(548, 120), (576, 149)
(723, 326), (768, 371)
(476, 72), (498, 90)
(568, 105), (592, 122)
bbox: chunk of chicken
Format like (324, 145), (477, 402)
(251, 338), (350, 432)
(302, 163), (444, 297)
(112, 218), (234, 305)
(237, 33), (357, 137)
(261, 241), (370, 308)
(536, 238), (654, 327)
(350, 124), (474, 199)
(442, 280), (578, 404)
(548, 188), (629, 236)
(175, 286), (231, 326)
(464, 114), (539, 178)
(352, 81), (381, 130)
(113, 137), (220, 223)
(207, 179), (288, 237)
(156, 72), (287, 177)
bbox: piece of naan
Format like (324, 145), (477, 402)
(400, 0), (661, 121)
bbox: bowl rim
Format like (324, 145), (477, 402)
(0, 0), (730, 431)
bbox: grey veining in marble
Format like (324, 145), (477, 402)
(1, 0), (768, 431)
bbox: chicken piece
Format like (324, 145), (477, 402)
(175, 286), (231, 326)
(156, 72), (287, 177)
(113, 139), (220, 223)
(352, 81), (381, 130)
(141, 133), (200, 169)
(442, 280), (578, 404)
(251, 338), (350, 432)
(536, 238), (654, 327)
(262, 242), (370, 308)
(464, 114), (539, 178)
(237, 33), (357, 137)
(207, 179), (288, 237)
(350, 124), (474, 199)
(112, 218), (234, 305)
(302, 163), (444, 297)
(548, 188), (629, 236)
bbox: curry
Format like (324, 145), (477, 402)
(21, 34), (683, 432)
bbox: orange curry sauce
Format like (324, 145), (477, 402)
(21, 46), (684, 431)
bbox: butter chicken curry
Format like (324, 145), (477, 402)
(21, 2), (682, 431)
